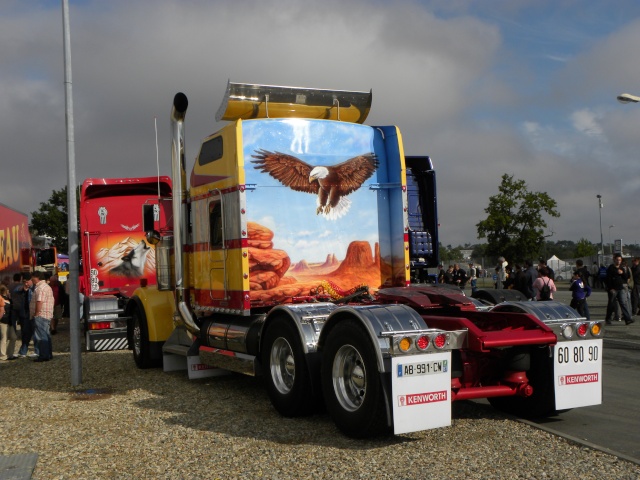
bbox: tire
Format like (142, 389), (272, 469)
(488, 346), (556, 418)
(321, 319), (391, 438)
(261, 317), (315, 417)
(131, 305), (160, 369)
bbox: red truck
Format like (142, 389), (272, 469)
(79, 177), (172, 351)
(0, 203), (57, 281)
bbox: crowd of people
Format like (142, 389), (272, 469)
(435, 254), (637, 326)
(0, 271), (67, 362)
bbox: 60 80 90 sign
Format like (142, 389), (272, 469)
(557, 344), (599, 364)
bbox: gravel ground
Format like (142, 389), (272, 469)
(1, 318), (640, 480)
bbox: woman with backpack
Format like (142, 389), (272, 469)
(533, 266), (557, 301)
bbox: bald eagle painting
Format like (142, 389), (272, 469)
(251, 149), (378, 220)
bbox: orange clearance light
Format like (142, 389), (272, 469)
(399, 337), (412, 352)
(433, 333), (447, 349)
(416, 335), (430, 351)
(591, 323), (602, 336)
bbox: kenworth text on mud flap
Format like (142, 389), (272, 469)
(79, 177), (172, 351)
(126, 82), (604, 437)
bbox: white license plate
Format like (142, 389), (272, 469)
(396, 359), (448, 377)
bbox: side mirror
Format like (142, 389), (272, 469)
(145, 230), (161, 245)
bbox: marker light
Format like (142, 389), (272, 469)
(591, 322), (602, 336)
(399, 337), (412, 352)
(561, 324), (574, 339)
(416, 335), (430, 351)
(577, 323), (589, 338)
(89, 322), (112, 331)
(433, 333), (447, 349)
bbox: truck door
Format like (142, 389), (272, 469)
(208, 195), (228, 301)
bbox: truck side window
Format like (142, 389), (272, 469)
(209, 202), (223, 248)
(143, 204), (155, 232)
(199, 136), (223, 166)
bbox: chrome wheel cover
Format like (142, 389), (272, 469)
(332, 344), (366, 412)
(270, 337), (295, 394)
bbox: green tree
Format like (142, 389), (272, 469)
(471, 243), (488, 260)
(575, 238), (597, 258)
(438, 243), (463, 263)
(30, 187), (69, 253)
(476, 174), (560, 262)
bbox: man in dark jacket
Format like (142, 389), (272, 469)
(522, 259), (537, 300)
(14, 273), (38, 358)
(452, 264), (467, 290)
(631, 257), (640, 316)
(606, 253), (634, 325)
(538, 259), (555, 281)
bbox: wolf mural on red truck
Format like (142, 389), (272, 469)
(79, 177), (172, 351)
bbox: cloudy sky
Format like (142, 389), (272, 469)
(3, 0), (640, 251)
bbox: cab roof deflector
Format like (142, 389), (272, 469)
(215, 81), (372, 124)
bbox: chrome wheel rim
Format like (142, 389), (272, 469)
(332, 344), (366, 412)
(270, 337), (295, 394)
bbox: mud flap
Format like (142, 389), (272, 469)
(553, 339), (603, 409)
(391, 351), (452, 435)
(86, 329), (129, 351)
(162, 353), (229, 379)
(163, 337), (229, 380)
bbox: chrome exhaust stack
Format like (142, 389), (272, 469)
(170, 92), (200, 335)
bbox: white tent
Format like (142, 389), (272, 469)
(546, 255), (573, 279)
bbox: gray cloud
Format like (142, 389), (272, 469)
(2, 0), (640, 251)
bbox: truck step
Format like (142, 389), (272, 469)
(162, 344), (191, 357)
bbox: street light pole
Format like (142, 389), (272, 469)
(609, 225), (615, 255)
(616, 92), (640, 259)
(597, 195), (604, 266)
(62, 0), (82, 386)
(617, 93), (640, 104)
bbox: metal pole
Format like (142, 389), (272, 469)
(609, 225), (615, 255)
(62, 0), (82, 385)
(597, 195), (604, 267)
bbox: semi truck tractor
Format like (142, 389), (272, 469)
(79, 177), (172, 351)
(127, 82), (604, 437)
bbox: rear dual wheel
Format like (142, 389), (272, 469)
(321, 319), (390, 438)
(261, 317), (315, 417)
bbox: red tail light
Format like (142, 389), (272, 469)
(433, 333), (447, 349)
(416, 335), (430, 351)
(88, 322), (112, 331)
(577, 322), (588, 337)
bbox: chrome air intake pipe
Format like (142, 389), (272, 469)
(170, 92), (200, 335)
